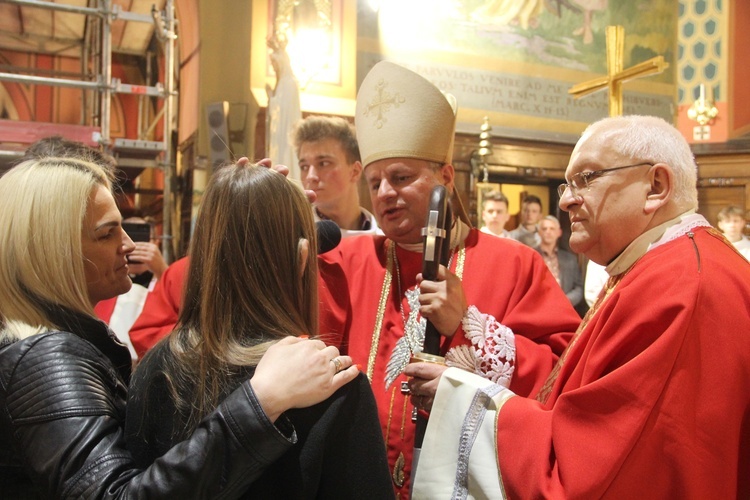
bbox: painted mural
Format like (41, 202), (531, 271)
(358, 0), (678, 142)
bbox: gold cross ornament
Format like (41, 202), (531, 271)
(569, 25), (669, 117)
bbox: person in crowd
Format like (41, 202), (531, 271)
(509, 194), (543, 246)
(535, 215), (583, 307)
(94, 216), (167, 361)
(22, 134), (117, 171)
(407, 115), (750, 498)
(479, 190), (512, 237)
(126, 162), (392, 497)
(294, 115), (381, 237)
(0, 156), (360, 498)
(317, 60), (580, 496)
(717, 204), (750, 260)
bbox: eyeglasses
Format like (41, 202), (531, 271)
(557, 162), (654, 198)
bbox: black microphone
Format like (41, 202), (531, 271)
(316, 220), (341, 254)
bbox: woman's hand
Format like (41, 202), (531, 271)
(250, 336), (358, 422)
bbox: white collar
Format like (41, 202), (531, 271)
(606, 210), (710, 276)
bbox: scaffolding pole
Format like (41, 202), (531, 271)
(0, 0), (179, 261)
(160, 0), (177, 262)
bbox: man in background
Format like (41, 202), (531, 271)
(509, 194), (543, 246)
(717, 205), (750, 260)
(294, 115), (380, 237)
(480, 190), (511, 237)
(535, 215), (583, 307)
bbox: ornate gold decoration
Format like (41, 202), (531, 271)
(392, 452), (406, 488)
(363, 79), (406, 129)
(274, 0), (332, 36)
(687, 84), (718, 126)
(569, 25), (669, 117)
(477, 116), (493, 183)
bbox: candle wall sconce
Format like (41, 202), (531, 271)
(687, 84), (718, 126)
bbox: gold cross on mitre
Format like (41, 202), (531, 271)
(569, 25), (669, 117)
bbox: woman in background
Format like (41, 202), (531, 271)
(126, 162), (392, 498)
(0, 156), (356, 498)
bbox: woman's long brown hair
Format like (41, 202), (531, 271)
(165, 163), (318, 433)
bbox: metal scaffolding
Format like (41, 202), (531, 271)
(0, 0), (179, 262)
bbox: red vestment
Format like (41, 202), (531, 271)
(319, 229), (579, 497)
(128, 257), (188, 357)
(495, 227), (750, 498)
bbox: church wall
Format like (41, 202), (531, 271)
(676, 0), (728, 143)
(196, 0), (256, 160)
(356, 0), (678, 143)
(729, 0), (750, 137)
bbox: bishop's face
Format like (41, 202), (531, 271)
(365, 158), (454, 245)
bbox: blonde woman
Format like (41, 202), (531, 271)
(0, 157), (357, 498)
(126, 162), (392, 497)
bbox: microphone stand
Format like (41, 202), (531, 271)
(411, 185), (452, 489)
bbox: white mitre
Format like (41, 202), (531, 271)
(355, 61), (458, 168)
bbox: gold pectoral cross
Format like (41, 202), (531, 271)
(569, 25), (669, 117)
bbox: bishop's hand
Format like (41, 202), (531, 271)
(417, 265), (467, 337)
(241, 157), (316, 203)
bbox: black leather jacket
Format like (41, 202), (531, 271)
(0, 311), (296, 498)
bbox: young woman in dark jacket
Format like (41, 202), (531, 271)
(0, 156), (360, 498)
(125, 162), (393, 498)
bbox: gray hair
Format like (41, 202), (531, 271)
(582, 115), (698, 208)
(542, 215), (561, 227)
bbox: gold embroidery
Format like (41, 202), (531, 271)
(536, 273), (624, 403)
(364, 79), (405, 129)
(392, 452), (406, 488)
(368, 244), (394, 382)
(455, 241), (466, 278)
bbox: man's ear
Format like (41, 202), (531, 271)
(351, 161), (363, 182)
(298, 238), (310, 276)
(644, 163), (673, 214)
(439, 163), (456, 191)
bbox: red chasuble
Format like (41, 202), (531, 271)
(495, 227), (750, 498)
(319, 229), (579, 497)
